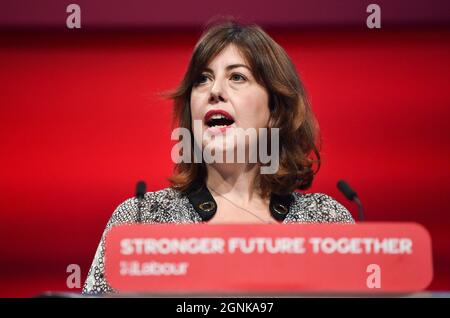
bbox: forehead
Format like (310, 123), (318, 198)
(206, 44), (250, 69)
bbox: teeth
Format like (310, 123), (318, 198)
(206, 112), (234, 128)
(210, 114), (227, 120)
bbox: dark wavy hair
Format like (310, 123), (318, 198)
(166, 19), (321, 197)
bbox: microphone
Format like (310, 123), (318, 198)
(337, 180), (365, 221)
(135, 180), (147, 223)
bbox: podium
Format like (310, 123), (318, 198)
(98, 222), (433, 295)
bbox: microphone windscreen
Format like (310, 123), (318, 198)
(136, 181), (147, 199)
(337, 180), (357, 201)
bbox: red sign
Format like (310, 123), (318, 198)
(104, 222), (433, 294)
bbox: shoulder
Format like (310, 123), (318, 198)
(108, 187), (199, 226)
(83, 188), (195, 295)
(286, 192), (355, 224)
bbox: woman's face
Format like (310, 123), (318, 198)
(190, 44), (270, 160)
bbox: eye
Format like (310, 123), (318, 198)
(230, 73), (247, 82)
(195, 73), (210, 85)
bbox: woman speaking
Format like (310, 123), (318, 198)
(83, 20), (354, 295)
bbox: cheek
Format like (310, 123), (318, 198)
(236, 89), (270, 127)
(189, 91), (205, 120)
(189, 92), (206, 147)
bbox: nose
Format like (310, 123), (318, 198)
(209, 80), (226, 104)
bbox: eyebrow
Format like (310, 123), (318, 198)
(204, 64), (252, 73)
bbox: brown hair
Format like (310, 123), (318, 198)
(167, 19), (321, 197)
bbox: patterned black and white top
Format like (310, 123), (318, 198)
(82, 187), (354, 295)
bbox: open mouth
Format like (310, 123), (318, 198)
(204, 110), (235, 128)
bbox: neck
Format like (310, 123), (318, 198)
(205, 163), (261, 204)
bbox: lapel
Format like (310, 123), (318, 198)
(186, 183), (294, 222)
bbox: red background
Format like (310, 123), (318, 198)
(0, 28), (449, 297)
